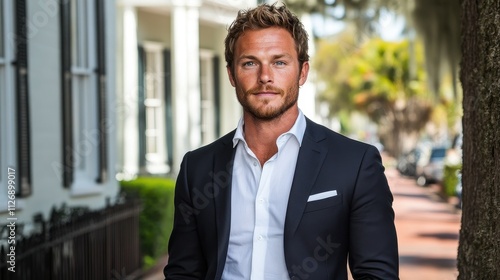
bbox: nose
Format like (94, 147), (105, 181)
(258, 65), (273, 84)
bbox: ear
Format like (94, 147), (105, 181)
(227, 66), (236, 87)
(299, 61), (309, 86)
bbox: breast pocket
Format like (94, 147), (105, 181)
(304, 194), (343, 213)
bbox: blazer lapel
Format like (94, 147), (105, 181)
(284, 120), (328, 239)
(213, 131), (236, 279)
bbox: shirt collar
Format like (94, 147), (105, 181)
(232, 110), (307, 148)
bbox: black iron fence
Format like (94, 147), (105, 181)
(0, 197), (142, 280)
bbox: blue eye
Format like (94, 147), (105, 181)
(275, 61), (286, 66)
(243, 61), (255, 67)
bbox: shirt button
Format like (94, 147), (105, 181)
(253, 161), (258, 167)
(259, 198), (265, 204)
(258, 235), (263, 241)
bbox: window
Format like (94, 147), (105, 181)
(199, 50), (220, 145)
(59, 0), (107, 194)
(139, 42), (169, 174)
(70, 0), (99, 189)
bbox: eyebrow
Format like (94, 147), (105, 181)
(237, 53), (293, 62)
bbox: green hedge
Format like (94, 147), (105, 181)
(442, 164), (462, 197)
(120, 177), (176, 269)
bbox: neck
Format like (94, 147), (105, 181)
(243, 107), (299, 165)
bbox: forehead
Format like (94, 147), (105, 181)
(234, 27), (297, 57)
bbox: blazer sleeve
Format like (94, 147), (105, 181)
(348, 146), (399, 279)
(164, 153), (207, 279)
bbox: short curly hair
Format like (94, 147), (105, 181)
(224, 3), (309, 70)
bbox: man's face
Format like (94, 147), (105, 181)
(227, 27), (309, 120)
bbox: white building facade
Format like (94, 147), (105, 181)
(0, 0), (118, 227)
(116, 0), (320, 177)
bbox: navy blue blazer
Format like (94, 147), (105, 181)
(164, 118), (399, 280)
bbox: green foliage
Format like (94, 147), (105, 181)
(315, 34), (428, 120)
(120, 177), (176, 269)
(315, 30), (359, 116)
(443, 164), (461, 198)
(315, 33), (434, 156)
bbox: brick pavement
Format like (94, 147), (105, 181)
(387, 166), (461, 280)
(144, 165), (462, 280)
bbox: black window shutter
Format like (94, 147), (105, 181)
(138, 46), (146, 169)
(15, 0), (32, 197)
(60, 0), (73, 188)
(95, 0), (107, 183)
(163, 49), (173, 167)
(213, 55), (221, 137)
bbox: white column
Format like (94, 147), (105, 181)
(186, 3), (202, 149)
(120, 5), (139, 177)
(171, 0), (201, 173)
(297, 13), (319, 123)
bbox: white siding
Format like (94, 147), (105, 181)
(0, 0), (118, 225)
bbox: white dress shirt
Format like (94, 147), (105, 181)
(221, 111), (306, 280)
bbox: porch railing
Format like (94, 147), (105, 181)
(0, 197), (142, 280)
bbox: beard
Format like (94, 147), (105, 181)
(235, 83), (300, 121)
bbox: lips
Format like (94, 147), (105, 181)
(254, 91), (278, 96)
(248, 86), (283, 96)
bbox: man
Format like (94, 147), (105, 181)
(164, 3), (398, 280)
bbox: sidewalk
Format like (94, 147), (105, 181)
(144, 166), (462, 280)
(387, 167), (461, 279)
(143, 255), (168, 280)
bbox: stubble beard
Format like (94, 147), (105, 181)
(236, 83), (300, 121)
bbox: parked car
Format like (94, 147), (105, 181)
(416, 146), (448, 186)
(397, 148), (422, 178)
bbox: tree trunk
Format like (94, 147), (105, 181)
(458, 0), (500, 279)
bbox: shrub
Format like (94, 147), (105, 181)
(120, 177), (176, 269)
(442, 164), (462, 198)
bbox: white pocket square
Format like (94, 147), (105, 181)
(307, 190), (338, 202)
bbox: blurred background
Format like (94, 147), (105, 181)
(0, 0), (462, 279)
